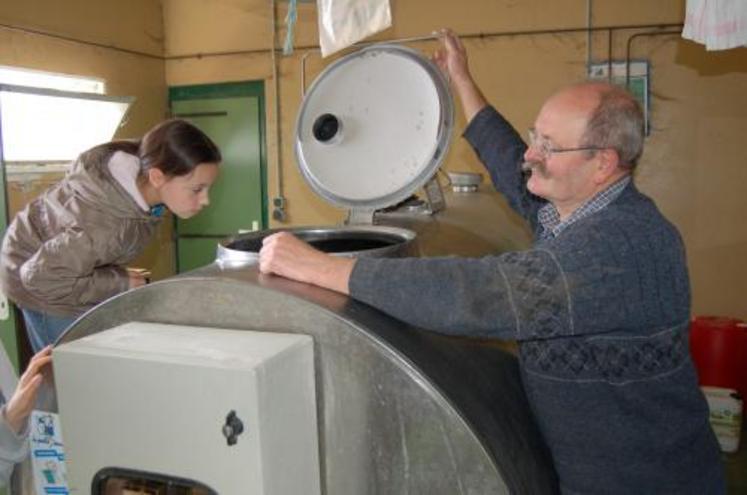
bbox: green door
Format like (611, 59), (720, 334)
(170, 82), (267, 272)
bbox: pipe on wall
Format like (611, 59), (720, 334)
(270, 0), (286, 222)
(625, 30), (683, 87)
(0, 21), (685, 62)
(298, 24), (682, 97)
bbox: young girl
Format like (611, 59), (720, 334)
(0, 119), (222, 351)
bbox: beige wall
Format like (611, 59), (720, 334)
(1, 1), (745, 319)
(0, 0), (166, 134)
(0, 0), (174, 280)
(162, 0), (746, 319)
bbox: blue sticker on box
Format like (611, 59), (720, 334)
(29, 411), (69, 494)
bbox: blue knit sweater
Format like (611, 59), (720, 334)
(349, 106), (725, 494)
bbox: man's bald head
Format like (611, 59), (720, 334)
(548, 82), (645, 169)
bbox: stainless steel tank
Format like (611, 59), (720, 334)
(59, 258), (557, 494)
(52, 43), (557, 494)
(377, 187), (533, 258)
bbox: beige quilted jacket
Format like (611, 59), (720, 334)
(0, 145), (161, 317)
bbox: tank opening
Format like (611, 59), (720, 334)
(227, 230), (402, 254)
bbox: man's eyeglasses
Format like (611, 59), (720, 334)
(527, 128), (605, 161)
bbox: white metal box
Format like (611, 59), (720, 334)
(53, 322), (320, 494)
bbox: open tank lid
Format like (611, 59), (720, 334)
(295, 44), (454, 211)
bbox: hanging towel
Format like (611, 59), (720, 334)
(682, 0), (747, 50)
(317, 0), (392, 57)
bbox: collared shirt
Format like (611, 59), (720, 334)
(537, 176), (631, 241)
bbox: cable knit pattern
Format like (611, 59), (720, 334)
(498, 250), (571, 339)
(349, 106), (725, 494)
(521, 325), (688, 383)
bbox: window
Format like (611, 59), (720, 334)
(0, 65), (105, 94)
(0, 66), (132, 163)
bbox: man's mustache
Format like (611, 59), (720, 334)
(521, 160), (547, 177)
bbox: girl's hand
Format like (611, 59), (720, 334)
(4, 346), (53, 434)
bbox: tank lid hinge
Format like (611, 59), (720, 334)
(423, 175), (446, 214)
(345, 208), (376, 225)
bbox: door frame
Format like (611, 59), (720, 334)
(0, 93), (21, 372)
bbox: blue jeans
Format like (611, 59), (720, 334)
(21, 308), (76, 352)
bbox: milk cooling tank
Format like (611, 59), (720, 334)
(54, 260), (557, 494)
(52, 42), (557, 495)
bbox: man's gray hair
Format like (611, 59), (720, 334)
(581, 86), (645, 169)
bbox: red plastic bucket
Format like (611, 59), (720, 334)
(689, 316), (747, 399)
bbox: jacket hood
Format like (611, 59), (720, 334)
(65, 146), (151, 220)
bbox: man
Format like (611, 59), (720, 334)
(259, 31), (725, 493)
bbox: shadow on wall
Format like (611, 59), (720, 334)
(675, 40), (747, 76)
